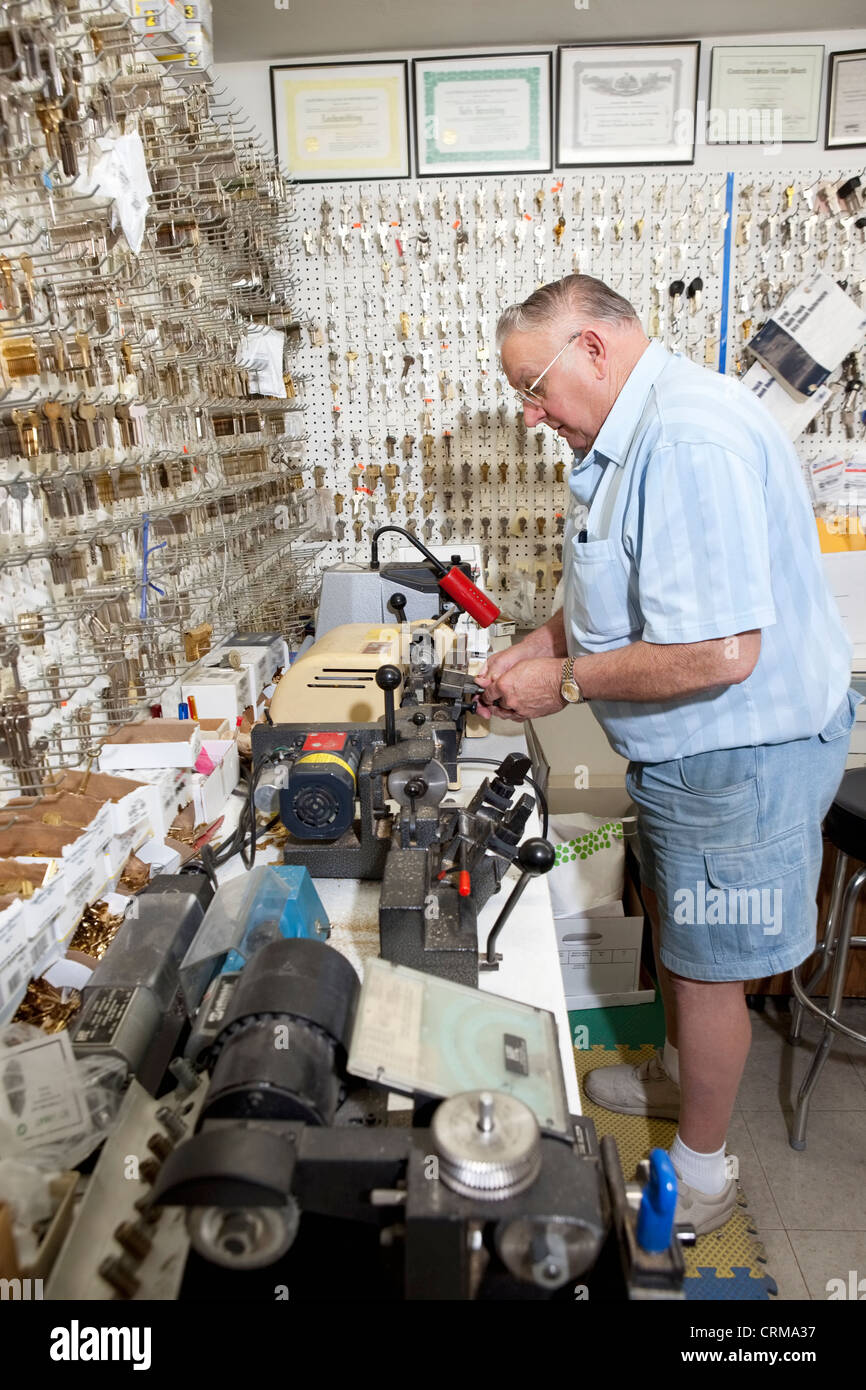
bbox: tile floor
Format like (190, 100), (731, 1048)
(734, 997), (866, 1300)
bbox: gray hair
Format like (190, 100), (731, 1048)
(495, 274), (639, 350)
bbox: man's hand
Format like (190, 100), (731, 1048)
(475, 657), (566, 722)
(476, 643), (533, 690)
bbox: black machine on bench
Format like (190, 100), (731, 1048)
(251, 528), (555, 988)
(145, 936), (686, 1301)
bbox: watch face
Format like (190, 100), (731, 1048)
(562, 680), (582, 703)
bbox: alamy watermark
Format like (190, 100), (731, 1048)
(826, 1269), (866, 1299)
(673, 881), (782, 936)
(674, 99), (783, 155)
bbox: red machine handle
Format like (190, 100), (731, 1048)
(438, 566), (500, 628)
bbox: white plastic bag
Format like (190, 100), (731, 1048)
(235, 326), (287, 398)
(0, 1024), (125, 1170)
(547, 813), (627, 919)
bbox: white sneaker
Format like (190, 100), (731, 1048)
(674, 1176), (738, 1236)
(583, 1047), (680, 1119)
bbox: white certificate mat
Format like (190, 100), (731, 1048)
(709, 46), (824, 143)
(558, 42), (698, 166)
(413, 53), (552, 175)
(270, 61), (410, 181)
(827, 49), (866, 149)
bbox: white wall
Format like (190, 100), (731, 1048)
(215, 28), (866, 788)
(215, 28), (866, 175)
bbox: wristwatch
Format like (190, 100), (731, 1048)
(560, 657), (587, 704)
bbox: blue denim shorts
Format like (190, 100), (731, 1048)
(625, 690), (860, 982)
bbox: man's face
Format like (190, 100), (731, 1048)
(500, 323), (607, 453)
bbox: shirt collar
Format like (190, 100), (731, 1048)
(573, 339), (670, 471)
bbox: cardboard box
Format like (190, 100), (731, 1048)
(1, 792), (114, 860)
(197, 716), (232, 740)
(99, 719), (202, 772)
(56, 771), (152, 836)
(557, 903), (648, 1010)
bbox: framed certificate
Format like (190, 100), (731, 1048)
(412, 52), (552, 176)
(270, 60), (410, 182)
(826, 48), (866, 149)
(708, 46), (824, 144)
(557, 42), (699, 167)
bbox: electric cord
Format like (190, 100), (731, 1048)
(456, 757), (549, 838)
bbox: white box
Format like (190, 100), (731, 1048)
(181, 668), (249, 722)
(105, 812), (152, 878)
(191, 764), (226, 825)
(201, 738), (239, 798)
(557, 903), (646, 1010)
(130, 768), (193, 838)
(218, 739), (240, 798)
(131, 0), (188, 46)
(191, 656), (255, 711)
(135, 836), (182, 879)
(99, 719), (202, 772)
(0, 897), (40, 1024)
(23, 865), (66, 944)
(224, 631), (289, 675)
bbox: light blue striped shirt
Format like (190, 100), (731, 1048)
(562, 339), (852, 763)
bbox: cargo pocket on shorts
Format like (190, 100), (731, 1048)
(703, 825), (809, 965)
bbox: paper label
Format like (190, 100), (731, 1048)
(0, 1030), (87, 1148)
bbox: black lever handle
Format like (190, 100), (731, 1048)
(375, 664), (402, 746)
(388, 592), (408, 623)
(481, 837), (556, 970)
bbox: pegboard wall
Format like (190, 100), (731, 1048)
(293, 167), (866, 626)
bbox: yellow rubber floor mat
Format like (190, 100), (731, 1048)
(573, 1042), (777, 1299)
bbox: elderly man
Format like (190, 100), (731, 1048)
(476, 273), (859, 1235)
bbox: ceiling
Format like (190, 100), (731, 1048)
(212, 0), (865, 65)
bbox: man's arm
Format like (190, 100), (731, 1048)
(475, 631), (760, 722)
(573, 630), (760, 701)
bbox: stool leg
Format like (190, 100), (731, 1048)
(789, 850), (848, 1044)
(789, 866), (866, 1150)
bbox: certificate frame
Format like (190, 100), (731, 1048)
(412, 52), (553, 176)
(270, 60), (410, 182)
(708, 45), (824, 145)
(826, 48), (866, 150)
(556, 42), (699, 168)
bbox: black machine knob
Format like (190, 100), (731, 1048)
(375, 664), (402, 692)
(388, 592), (408, 622)
(517, 838), (556, 875)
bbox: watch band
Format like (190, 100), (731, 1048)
(560, 657), (586, 704)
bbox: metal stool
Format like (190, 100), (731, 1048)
(788, 768), (866, 1150)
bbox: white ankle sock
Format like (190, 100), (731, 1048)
(662, 1039), (680, 1086)
(670, 1133), (727, 1196)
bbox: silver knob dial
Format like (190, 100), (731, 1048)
(431, 1090), (542, 1201)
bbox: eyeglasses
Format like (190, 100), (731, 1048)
(513, 329), (583, 408)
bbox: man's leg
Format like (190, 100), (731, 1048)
(643, 883), (678, 1048)
(644, 881), (751, 1153)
